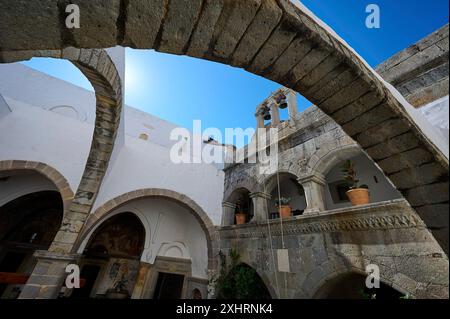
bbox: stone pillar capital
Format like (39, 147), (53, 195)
(298, 174), (326, 186)
(250, 192), (271, 200)
(33, 250), (81, 263)
(298, 175), (327, 215)
(222, 201), (237, 209)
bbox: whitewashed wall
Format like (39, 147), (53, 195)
(0, 61), (224, 226)
(78, 197), (208, 279)
(0, 173), (57, 207)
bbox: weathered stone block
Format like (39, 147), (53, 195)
(366, 132), (420, 160)
(265, 37), (313, 83)
(124, 0), (166, 48)
(405, 182), (449, 207)
(231, 0), (282, 67)
(299, 54), (343, 91)
(388, 162), (448, 190)
(342, 103), (397, 137)
(0, 0), (61, 50)
(356, 118), (410, 148)
(211, 0), (262, 60)
(313, 69), (357, 104)
(320, 77), (372, 114)
(332, 89), (386, 126)
(186, 0), (225, 58)
(379, 148), (434, 175)
(247, 19), (298, 75)
(157, 0), (203, 54)
(286, 47), (330, 88)
(66, 0), (121, 48)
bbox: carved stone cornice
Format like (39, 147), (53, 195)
(219, 200), (425, 239)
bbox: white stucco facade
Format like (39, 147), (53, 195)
(0, 56), (225, 229)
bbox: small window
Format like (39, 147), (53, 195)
(139, 133), (149, 141)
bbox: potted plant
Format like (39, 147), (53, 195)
(106, 275), (130, 299)
(342, 160), (370, 206)
(235, 200), (247, 225)
(275, 197), (292, 219)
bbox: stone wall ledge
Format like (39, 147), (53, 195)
(219, 199), (425, 238)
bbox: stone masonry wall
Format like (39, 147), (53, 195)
(218, 200), (449, 299)
(377, 24), (449, 108)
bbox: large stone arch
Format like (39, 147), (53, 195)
(298, 260), (415, 299)
(240, 261), (279, 299)
(0, 49), (123, 255)
(0, 160), (74, 214)
(216, 256), (278, 299)
(224, 178), (262, 203)
(76, 189), (218, 269)
(0, 0), (448, 250)
(310, 268), (408, 299)
(304, 143), (363, 178)
(296, 252), (449, 299)
(262, 170), (300, 193)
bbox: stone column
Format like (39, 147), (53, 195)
(298, 175), (326, 215)
(256, 110), (265, 129)
(222, 202), (236, 226)
(131, 262), (152, 299)
(271, 103), (280, 126)
(287, 89), (298, 119)
(19, 250), (80, 299)
(250, 192), (271, 222)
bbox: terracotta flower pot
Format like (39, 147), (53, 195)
(235, 213), (247, 225)
(279, 206), (292, 219)
(346, 188), (370, 206)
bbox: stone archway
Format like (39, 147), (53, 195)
(263, 171), (307, 218)
(0, 160), (74, 215)
(0, 49), (123, 255)
(216, 263), (273, 299)
(0, 190), (64, 299)
(0, 49), (122, 299)
(76, 189), (217, 270)
(299, 260), (417, 299)
(70, 212), (146, 299)
(305, 144), (362, 178)
(312, 271), (404, 299)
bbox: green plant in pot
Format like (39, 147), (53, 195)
(341, 160), (370, 206)
(275, 197), (292, 219)
(106, 275), (130, 299)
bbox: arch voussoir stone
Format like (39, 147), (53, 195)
(0, 160), (74, 213)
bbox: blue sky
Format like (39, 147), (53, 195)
(22, 0), (448, 146)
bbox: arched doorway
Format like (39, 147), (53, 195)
(228, 188), (254, 225)
(323, 150), (402, 210)
(0, 191), (63, 299)
(217, 263), (272, 300)
(69, 212), (145, 299)
(314, 272), (404, 299)
(267, 173), (306, 219)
